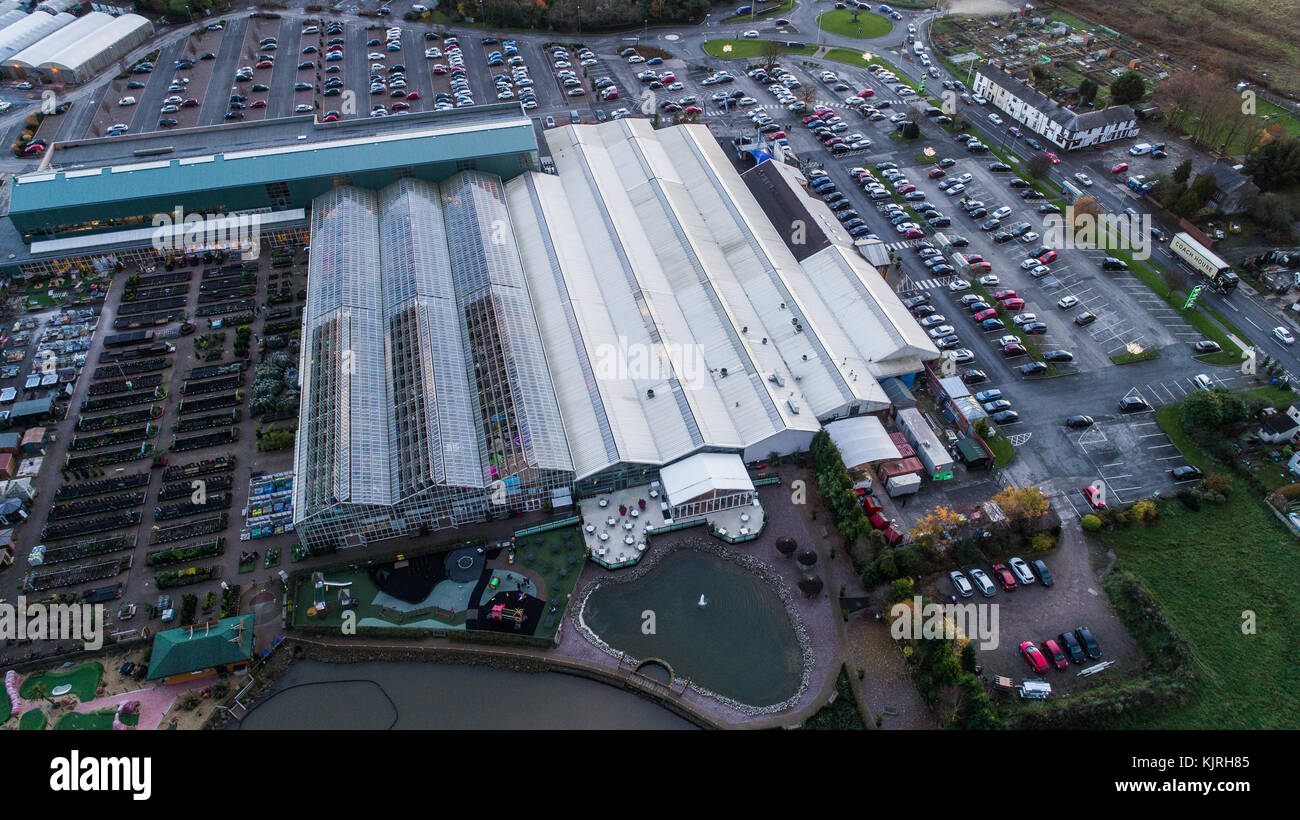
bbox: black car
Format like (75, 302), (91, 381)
(1065, 415), (1094, 428)
(837, 210), (860, 222)
(988, 162), (1011, 171)
(1058, 630), (1086, 663)
(1038, 203), (1062, 214)
(1023, 322), (1048, 335)
(960, 369), (988, 384)
(127, 80), (145, 89)
(966, 301), (990, 313)
(980, 218), (1001, 231)
(1018, 361), (1048, 376)
(1008, 178), (1031, 188)
(947, 235), (969, 247)
(252, 84), (270, 92)
(222, 111), (244, 120)
(1118, 396), (1151, 413)
(200, 52), (216, 60)
(991, 410), (1020, 424)
(993, 231), (1014, 244)
(1031, 559), (1053, 587)
(968, 207), (988, 218)
(1042, 349), (1073, 361)
(298, 61), (313, 70)
(1193, 340), (1222, 353)
(1101, 257), (1129, 271)
(912, 304), (936, 317)
(1171, 465), (1204, 482)
(159, 117), (179, 127)
(930, 264), (955, 275)
(1025, 138), (1042, 150)
(938, 157), (956, 168)
(1074, 312), (1097, 327)
(1021, 190), (1045, 200)
(1074, 627), (1101, 660)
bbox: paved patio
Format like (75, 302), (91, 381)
(579, 485), (665, 568)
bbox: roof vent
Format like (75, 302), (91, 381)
(786, 398), (800, 415)
(762, 337), (768, 345)
(646, 388), (655, 399)
(720, 367), (729, 377)
(769, 371), (785, 387)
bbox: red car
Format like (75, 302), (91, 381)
(966, 254), (984, 263)
(250, 99), (267, 108)
(1002, 342), (1027, 356)
(1042, 639), (1069, 671)
(684, 105), (702, 115)
(320, 113), (338, 122)
(803, 114), (821, 124)
(992, 563), (1017, 590)
(1111, 162), (1129, 174)
(1082, 484), (1107, 510)
(973, 308), (998, 322)
(970, 261), (993, 273)
(1001, 297), (1025, 311)
(929, 168), (946, 178)
(1021, 641), (1049, 674)
(903, 228), (924, 239)
(1045, 152), (1060, 164)
(767, 130), (786, 140)
(898, 184), (916, 194)
(391, 101), (410, 111)
(815, 106), (834, 116)
(993, 290), (1017, 301)
(1038, 250), (1058, 264)
(405, 91), (420, 100)
(857, 88), (875, 97)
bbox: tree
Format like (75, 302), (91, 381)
(890, 577), (914, 602)
(1190, 171), (1219, 205)
(909, 505), (967, 555)
(759, 38), (782, 69)
(1250, 193), (1295, 241)
(1025, 153), (1051, 179)
(1131, 499), (1159, 526)
(1172, 158), (1193, 185)
(901, 121), (920, 139)
(1243, 137), (1300, 191)
(1077, 77), (1099, 103)
(990, 486), (1048, 526)
(1109, 70), (1146, 106)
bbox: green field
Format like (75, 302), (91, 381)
(816, 9), (893, 39)
(19, 662), (103, 702)
(19, 709), (47, 730)
(723, 0), (795, 22)
(1097, 400), (1300, 728)
(703, 39), (816, 60)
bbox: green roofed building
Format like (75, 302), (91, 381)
(146, 614), (255, 683)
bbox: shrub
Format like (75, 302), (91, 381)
(1030, 532), (1055, 552)
(1131, 499), (1159, 526)
(889, 577), (914, 601)
(1201, 472), (1229, 495)
(177, 692), (200, 711)
(1081, 514), (1102, 532)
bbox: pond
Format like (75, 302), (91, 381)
(237, 660), (696, 730)
(581, 549), (803, 708)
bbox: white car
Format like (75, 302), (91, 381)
(991, 206), (1013, 220)
(1275, 326), (1295, 345)
(1008, 557), (1035, 585)
(978, 274), (999, 287)
(1029, 265), (1051, 278)
(743, 30), (760, 38)
(1020, 232), (1040, 244)
(949, 570), (974, 598)
(948, 348), (975, 364)
(1012, 312), (1038, 326)
(927, 325), (955, 338)
(1193, 373), (1215, 390)
(968, 568), (996, 596)
(948, 279), (972, 293)
(1074, 172), (1093, 186)
(988, 113), (1003, 125)
(117, 96), (136, 106)
(919, 315), (947, 328)
(1057, 295), (1079, 309)
(295, 104), (313, 113)
(1021, 258), (1042, 270)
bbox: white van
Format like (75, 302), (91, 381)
(913, 42), (925, 55)
(1129, 143), (1153, 156)
(117, 96), (136, 106)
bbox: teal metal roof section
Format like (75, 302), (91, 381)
(10, 120), (536, 215)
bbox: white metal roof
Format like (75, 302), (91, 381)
(0, 12), (74, 65)
(39, 13), (151, 79)
(7, 10), (110, 72)
(659, 452), (754, 506)
(825, 415), (902, 469)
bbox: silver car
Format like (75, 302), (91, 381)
(949, 570), (974, 598)
(1009, 557), (1035, 585)
(968, 568), (996, 597)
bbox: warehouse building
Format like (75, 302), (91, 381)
(0, 9), (28, 36)
(36, 12), (152, 83)
(0, 10), (72, 66)
(5, 10), (111, 78)
(291, 117), (937, 551)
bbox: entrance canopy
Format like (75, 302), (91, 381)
(658, 453), (754, 506)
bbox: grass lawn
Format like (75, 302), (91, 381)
(54, 708), (119, 731)
(1099, 403), (1300, 728)
(1111, 349), (1160, 365)
(816, 10), (893, 39)
(703, 39), (815, 60)
(983, 429), (1016, 467)
(722, 0), (795, 22)
(19, 709), (46, 730)
(19, 662), (103, 702)
(512, 526), (586, 640)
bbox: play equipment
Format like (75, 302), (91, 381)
(306, 572), (355, 616)
(488, 603), (526, 625)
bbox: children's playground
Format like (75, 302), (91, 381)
(292, 528), (585, 639)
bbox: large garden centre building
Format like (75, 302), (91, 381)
(0, 105), (937, 552)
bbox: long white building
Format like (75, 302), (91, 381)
(972, 64), (1139, 150)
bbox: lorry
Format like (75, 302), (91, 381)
(1170, 232), (1239, 294)
(885, 473), (922, 497)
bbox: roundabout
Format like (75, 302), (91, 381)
(816, 9), (894, 39)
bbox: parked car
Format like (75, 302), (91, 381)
(1042, 639), (1069, 671)
(949, 570), (974, 598)
(1059, 630), (1086, 663)
(1020, 641), (1049, 674)
(991, 563), (1017, 590)
(1074, 626), (1101, 660)
(1031, 559), (1053, 587)
(1008, 557), (1035, 585)
(968, 568), (995, 597)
